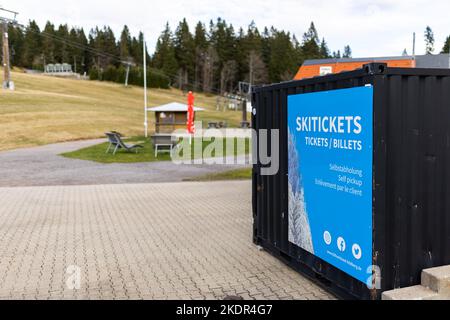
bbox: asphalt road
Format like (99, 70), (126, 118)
(0, 139), (250, 187)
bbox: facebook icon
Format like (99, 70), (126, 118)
(337, 237), (346, 252)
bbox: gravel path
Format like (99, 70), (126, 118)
(0, 139), (250, 187)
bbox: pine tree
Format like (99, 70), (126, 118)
(319, 38), (330, 58)
(8, 25), (25, 67)
(424, 26), (435, 54)
(292, 34), (304, 69)
(210, 19), (238, 77)
(210, 18), (237, 88)
(235, 22), (264, 86)
(268, 29), (297, 82)
(55, 24), (70, 63)
(193, 22), (208, 91)
(130, 32), (148, 66)
(194, 22), (208, 50)
(90, 26), (118, 69)
(245, 20), (262, 52)
(77, 28), (89, 73)
(441, 36), (450, 54)
(300, 22), (321, 60)
(42, 21), (56, 64)
(103, 26), (119, 66)
(343, 45), (352, 58)
(261, 27), (271, 67)
(89, 26), (118, 73)
(153, 23), (178, 81)
(119, 25), (132, 62)
(68, 27), (82, 72)
(174, 18), (195, 89)
(70, 27), (89, 73)
(304, 22), (319, 43)
(21, 20), (42, 68)
(332, 50), (341, 59)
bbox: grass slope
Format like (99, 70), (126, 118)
(0, 69), (246, 151)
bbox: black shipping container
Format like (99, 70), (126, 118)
(252, 63), (450, 300)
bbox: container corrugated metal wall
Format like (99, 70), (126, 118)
(252, 63), (450, 300)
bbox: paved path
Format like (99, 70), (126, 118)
(0, 181), (334, 300)
(0, 140), (250, 187)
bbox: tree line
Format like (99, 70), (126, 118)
(424, 26), (450, 55)
(151, 19), (352, 93)
(4, 19), (352, 92)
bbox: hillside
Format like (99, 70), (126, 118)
(0, 70), (244, 151)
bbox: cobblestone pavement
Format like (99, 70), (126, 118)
(0, 181), (334, 300)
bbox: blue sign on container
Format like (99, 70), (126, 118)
(287, 86), (373, 284)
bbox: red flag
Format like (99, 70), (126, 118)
(187, 91), (195, 134)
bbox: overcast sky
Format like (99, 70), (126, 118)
(3, 0), (450, 57)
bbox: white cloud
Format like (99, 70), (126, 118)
(4, 0), (450, 56)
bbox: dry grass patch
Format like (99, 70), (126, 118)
(0, 69), (246, 151)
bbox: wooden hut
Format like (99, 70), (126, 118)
(147, 102), (204, 133)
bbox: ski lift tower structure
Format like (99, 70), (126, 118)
(122, 59), (136, 87)
(0, 6), (18, 90)
(238, 81), (252, 128)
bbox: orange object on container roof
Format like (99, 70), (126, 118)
(294, 56), (416, 80)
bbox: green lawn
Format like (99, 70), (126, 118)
(183, 168), (252, 182)
(61, 136), (251, 164)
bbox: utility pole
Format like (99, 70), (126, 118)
(143, 34), (148, 138)
(97, 56), (101, 79)
(1, 7), (18, 90)
(247, 53), (254, 127)
(2, 22), (12, 89)
(249, 52), (254, 87)
(238, 82), (251, 128)
(121, 59), (135, 87)
(125, 62), (131, 86)
(242, 96), (248, 126)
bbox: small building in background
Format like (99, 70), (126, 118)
(294, 54), (450, 80)
(415, 53), (450, 69)
(148, 102), (204, 134)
